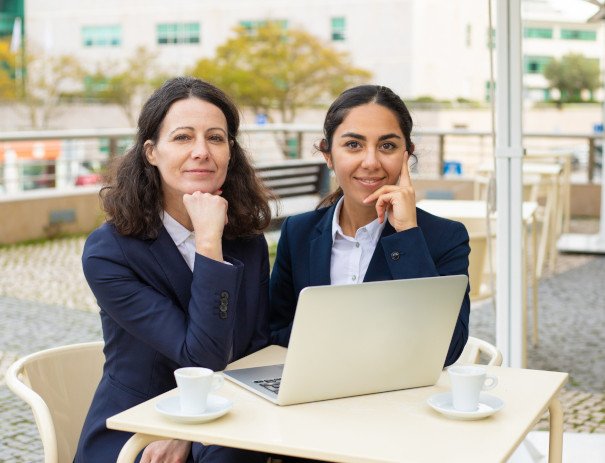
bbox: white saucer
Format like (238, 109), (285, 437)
(427, 392), (504, 420)
(155, 394), (233, 424)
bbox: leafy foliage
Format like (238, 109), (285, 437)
(87, 46), (168, 126)
(544, 53), (601, 103)
(190, 22), (371, 124)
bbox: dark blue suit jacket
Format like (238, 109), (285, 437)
(269, 204), (470, 367)
(75, 223), (269, 463)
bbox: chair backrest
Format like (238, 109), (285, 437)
(468, 233), (491, 301)
(6, 341), (105, 463)
(456, 336), (503, 366)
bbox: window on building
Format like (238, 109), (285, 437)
(560, 29), (597, 41)
(331, 17), (346, 42)
(523, 56), (552, 74)
(239, 19), (288, 36)
(523, 27), (552, 39)
(82, 25), (121, 47)
(157, 23), (200, 45)
(486, 27), (495, 49)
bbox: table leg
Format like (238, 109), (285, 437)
(116, 433), (162, 463)
(532, 215), (539, 346)
(548, 398), (564, 463)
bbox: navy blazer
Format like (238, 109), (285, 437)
(269, 204), (470, 367)
(75, 223), (269, 463)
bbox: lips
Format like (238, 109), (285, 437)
(354, 177), (385, 186)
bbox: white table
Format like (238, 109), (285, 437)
(108, 346), (567, 463)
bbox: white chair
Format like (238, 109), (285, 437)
(456, 336), (503, 366)
(6, 341), (105, 463)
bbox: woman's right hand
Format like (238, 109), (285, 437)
(183, 191), (228, 262)
(140, 439), (191, 463)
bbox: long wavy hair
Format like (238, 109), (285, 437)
(101, 77), (273, 239)
(317, 85), (415, 208)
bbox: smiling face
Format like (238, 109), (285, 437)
(145, 97), (231, 216)
(324, 103), (406, 218)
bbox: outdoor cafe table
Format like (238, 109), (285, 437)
(107, 346), (568, 463)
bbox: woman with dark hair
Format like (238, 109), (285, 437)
(269, 84), (470, 367)
(75, 77), (271, 463)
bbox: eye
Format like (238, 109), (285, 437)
(173, 133), (191, 142)
(344, 140), (361, 149)
(381, 142), (397, 151)
(208, 133), (226, 143)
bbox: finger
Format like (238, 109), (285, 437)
(374, 195), (392, 224)
(363, 185), (400, 204)
(398, 151), (412, 187)
(214, 188), (223, 196)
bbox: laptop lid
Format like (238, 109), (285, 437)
(225, 274), (468, 405)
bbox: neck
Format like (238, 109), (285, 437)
(164, 198), (193, 232)
(338, 197), (378, 237)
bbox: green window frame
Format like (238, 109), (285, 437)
(331, 17), (346, 41)
(560, 29), (597, 41)
(523, 27), (552, 39)
(239, 19), (288, 36)
(157, 23), (200, 45)
(523, 56), (552, 74)
(82, 25), (122, 47)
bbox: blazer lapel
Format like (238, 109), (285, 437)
(149, 226), (192, 310)
(308, 204), (336, 286)
(364, 222), (397, 282)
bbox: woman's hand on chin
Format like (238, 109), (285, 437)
(362, 151), (417, 232)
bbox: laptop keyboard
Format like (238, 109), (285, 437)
(254, 377), (281, 394)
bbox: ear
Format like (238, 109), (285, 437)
(322, 152), (333, 170)
(144, 140), (157, 166)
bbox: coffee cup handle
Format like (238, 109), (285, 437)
(482, 374), (498, 391)
(211, 373), (224, 391)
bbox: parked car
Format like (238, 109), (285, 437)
(75, 172), (102, 186)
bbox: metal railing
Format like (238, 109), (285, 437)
(0, 125), (602, 194)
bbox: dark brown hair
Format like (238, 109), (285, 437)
(317, 85), (415, 208)
(101, 77), (272, 239)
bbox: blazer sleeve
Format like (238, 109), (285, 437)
(82, 227), (242, 371)
(269, 217), (297, 346)
(380, 224), (471, 366)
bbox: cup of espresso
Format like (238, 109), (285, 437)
(447, 365), (498, 412)
(174, 367), (224, 415)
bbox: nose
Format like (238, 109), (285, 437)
(360, 147), (380, 170)
(191, 138), (210, 160)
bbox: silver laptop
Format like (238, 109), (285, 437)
(224, 275), (468, 405)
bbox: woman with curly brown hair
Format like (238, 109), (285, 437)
(75, 77), (271, 463)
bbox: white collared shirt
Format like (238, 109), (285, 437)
(162, 212), (197, 271)
(330, 197), (386, 285)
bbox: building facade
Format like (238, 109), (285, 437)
(7, 0), (603, 104)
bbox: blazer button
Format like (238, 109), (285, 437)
(390, 251), (400, 261)
(220, 291), (229, 298)
(219, 312), (228, 319)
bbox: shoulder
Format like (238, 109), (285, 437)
(282, 206), (332, 234)
(416, 207), (468, 242)
(83, 222), (149, 263)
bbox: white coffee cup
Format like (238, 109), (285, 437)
(448, 365), (498, 412)
(174, 367), (224, 415)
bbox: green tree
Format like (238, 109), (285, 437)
(20, 51), (85, 128)
(190, 22), (371, 155)
(0, 40), (17, 101)
(544, 53), (601, 103)
(90, 46), (168, 126)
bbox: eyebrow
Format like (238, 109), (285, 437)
(168, 126), (228, 136)
(340, 132), (402, 141)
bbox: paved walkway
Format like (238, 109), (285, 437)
(0, 223), (603, 461)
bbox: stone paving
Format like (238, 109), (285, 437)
(0, 221), (604, 461)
